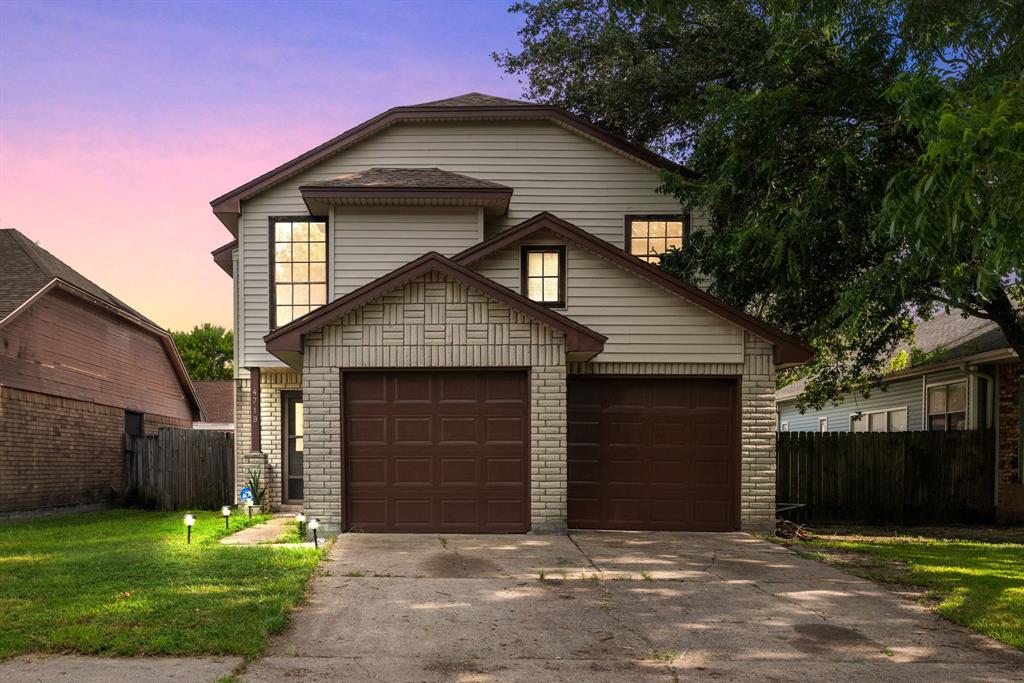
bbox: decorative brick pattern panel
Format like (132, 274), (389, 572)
(0, 386), (187, 513)
(232, 371), (301, 509)
(301, 272), (567, 534)
(998, 363), (1023, 523)
(568, 332), (776, 533)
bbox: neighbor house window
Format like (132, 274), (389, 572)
(125, 411), (144, 437)
(626, 215), (687, 264)
(850, 407), (908, 433)
(779, 421), (789, 432)
(271, 217), (327, 328)
(521, 246), (565, 307)
(928, 382), (967, 431)
(819, 417), (828, 433)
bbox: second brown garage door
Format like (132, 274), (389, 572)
(568, 377), (739, 531)
(344, 370), (529, 533)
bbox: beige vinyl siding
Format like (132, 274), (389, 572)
(333, 207), (481, 297)
(237, 120), (683, 367)
(473, 238), (744, 364)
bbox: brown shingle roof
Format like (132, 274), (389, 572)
(413, 92), (530, 107)
(304, 167), (512, 191)
(192, 381), (235, 424)
(0, 229), (148, 322)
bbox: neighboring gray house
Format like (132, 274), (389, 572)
(776, 311), (1023, 522)
(208, 92), (813, 535)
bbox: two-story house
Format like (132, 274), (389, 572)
(209, 93), (813, 535)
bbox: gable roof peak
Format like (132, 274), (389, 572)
(264, 251), (606, 359)
(0, 228), (147, 322)
(452, 212), (814, 368)
(412, 92), (531, 107)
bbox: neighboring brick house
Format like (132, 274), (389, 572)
(0, 229), (202, 515)
(777, 311), (1024, 523)
(209, 93), (813, 534)
(192, 381), (235, 431)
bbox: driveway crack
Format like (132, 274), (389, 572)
(567, 533), (601, 573)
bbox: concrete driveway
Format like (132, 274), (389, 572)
(243, 531), (1024, 682)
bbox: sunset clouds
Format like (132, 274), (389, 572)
(0, 0), (522, 329)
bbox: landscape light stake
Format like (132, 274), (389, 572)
(246, 500), (253, 519)
(296, 513), (306, 537)
(309, 518), (319, 548)
(184, 514), (195, 544)
(222, 505), (231, 530)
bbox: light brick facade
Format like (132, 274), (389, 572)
(301, 272), (567, 534)
(233, 370), (302, 509)
(0, 385), (190, 514)
(240, 271), (778, 535)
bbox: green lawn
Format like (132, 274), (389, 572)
(780, 532), (1024, 650)
(0, 509), (323, 660)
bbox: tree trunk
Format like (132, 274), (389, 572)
(983, 286), (1024, 361)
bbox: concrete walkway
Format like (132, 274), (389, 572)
(0, 654), (240, 683)
(242, 531), (1024, 682)
(220, 514), (293, 545)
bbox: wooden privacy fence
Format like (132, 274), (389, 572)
(777, 430), (996, 525)
(125, 428), (234, 511)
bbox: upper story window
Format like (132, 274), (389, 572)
(626, 215), (687, 264)
(928, 381), (966, 431)
(271, 217), (328, 328)
(521, 245), (565, 308)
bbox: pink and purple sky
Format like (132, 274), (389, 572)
(0, 0), (524, 330)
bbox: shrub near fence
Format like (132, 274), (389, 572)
(777, 430), (996, 525)
(125, 427), (234, 511)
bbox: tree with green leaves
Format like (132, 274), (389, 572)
(170, 324), (233, 381)
(496, 0), (1023, 408)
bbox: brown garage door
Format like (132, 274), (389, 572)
(568, 377), (738, 531)
(344, 370), (529, 533)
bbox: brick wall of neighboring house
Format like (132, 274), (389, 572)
(301, 272), (568, 535)
(0, 386), (193, 513)
(567, 332), (778, 533)
(144, 413), (193, 434)
(998, 363), (1023, 523)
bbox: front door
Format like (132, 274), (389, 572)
(283, 392), (303, 503)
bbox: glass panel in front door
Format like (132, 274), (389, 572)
(287, 396), (304, 501)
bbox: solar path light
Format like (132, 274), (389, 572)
(222, 506), (231, 530)
(184, 514), (195, 544)
(308, 518), (319, 548)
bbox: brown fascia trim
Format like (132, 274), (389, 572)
(453, 212), (815, 368)
(0, 279), (206, 420)
(211, 239), (236, 276)
(211, 104), (690, 231)
(264, 251), (606, 356)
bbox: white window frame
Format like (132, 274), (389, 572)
(818, 417), (828, 432)
(779, 421), (789, 432)
(849, 406), (909, 433)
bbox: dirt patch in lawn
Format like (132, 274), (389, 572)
(806, 524), (1024, 544)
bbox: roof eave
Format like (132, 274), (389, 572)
(264, 252), (606, 356)
(453, 212), (815, 368)
(209, 103), (690, 231)
(211, 240), (237, 277)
